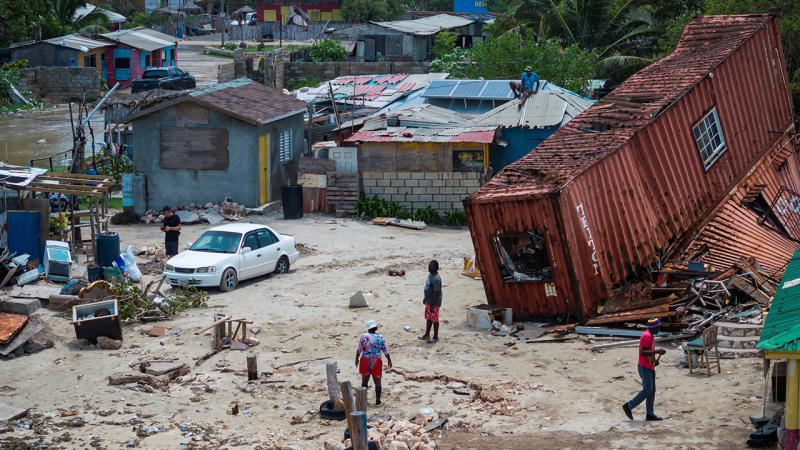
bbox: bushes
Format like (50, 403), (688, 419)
(356, 194), (468, 227)
(308, 39), (347, 62)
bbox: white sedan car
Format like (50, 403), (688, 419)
(163, 223), (299, 291)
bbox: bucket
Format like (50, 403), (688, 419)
(96, 232), (120, 268)
(87, 265), (103, 282)
(281, 185), (303, 220)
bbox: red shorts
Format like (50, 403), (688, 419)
(359, 356), (383, 377)
(425, 304), (440, 323)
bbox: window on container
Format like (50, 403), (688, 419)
(491, 230), (553, 283)
(692, 107), (727, 170)
(279, 129), (293, 162)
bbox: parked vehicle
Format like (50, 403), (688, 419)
(230, 12), (257, 26)
(131, 67), (196, 93)
(163, 223), (299, 291)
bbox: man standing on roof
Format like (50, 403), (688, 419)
(623, 318), (666, 421)
(356, 320), (393, 406)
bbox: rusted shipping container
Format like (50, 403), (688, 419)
(465, 15), (799, 320)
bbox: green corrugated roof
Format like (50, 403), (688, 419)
(758, 249), (800, 352)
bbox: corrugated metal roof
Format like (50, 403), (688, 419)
(347, 126), (496, 143)
(42, 34), (112, 51)
(295, 73), (448, 109)
(758, 250), (800, 352)
(473, 14), (776, 201)
(470, 88), (593, 129)
(101, 27), (175, 51)
(372, 14), (475, 36)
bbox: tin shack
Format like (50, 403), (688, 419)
(464, 15), (799, 321)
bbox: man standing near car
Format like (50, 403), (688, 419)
(161, 206), (182, 257)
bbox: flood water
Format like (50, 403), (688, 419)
(0, 107), (105, 168)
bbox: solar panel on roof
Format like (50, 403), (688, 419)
(423, 80), (458, 98)
(480, 81), (513, 100)
(452, 80), (486, 98)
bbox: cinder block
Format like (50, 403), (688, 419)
(390, 179), (405, 187)
(466, 186), (479, 194)
(411, 172), (425, 180)
(397, 172), (412, 180)
(412, 187), (426, 195)
(426, 187), (440, 195)
(441, 173), (452, 179)
(407, 194), (420, 202)
(362, 178), (377, 187)
(0, 298), (41, 316)
(424, 172), (439, 180)
(452, 201), (465, 210)
(432, 179), (445, 187)
(434, 194), (448, 202)
(377, 179), (391, 187)
(391, 194), (406, 202)
(445, 180), (461, 187)
(384, 186), (398, 194)
(404, 179), (419, 187)
(451, 172), (465, 179)
(397, 186), (413, 195)
(363, 186), (374, 195)
(363, 171), (382, 179)
(418, 194), (433, 202)
(383, 172), (397, 180)
(418, 179), (433, 187)
(461, 179), (480, 187)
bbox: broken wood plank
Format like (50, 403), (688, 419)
(273, 356), (330, 369)
(729, 276), (771, 304)
(0, 322), (43, 356)
(591, 333), (694, 351)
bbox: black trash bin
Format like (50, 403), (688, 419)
(281, 185), (303, 219)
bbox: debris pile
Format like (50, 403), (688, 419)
(140, 198), (275, 224)
(112, 278), (208, 322)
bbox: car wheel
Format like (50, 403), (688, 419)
(219, 268), (238, 291)
(275, 256), (290, 274)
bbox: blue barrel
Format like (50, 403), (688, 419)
(96, 232), (120, 268)
(8, 211), (41, 262)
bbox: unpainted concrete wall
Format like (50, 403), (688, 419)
(361, 171), (481, 212)
(18, 67), (101, 102)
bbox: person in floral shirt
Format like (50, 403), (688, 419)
(355, 320), (393, 406)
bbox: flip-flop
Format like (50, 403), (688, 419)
(417, 336), (429, 341)
(426, 339), (437, 344)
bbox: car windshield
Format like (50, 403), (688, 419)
(143, 70), (168, 79)
(190, 231), (241, 253)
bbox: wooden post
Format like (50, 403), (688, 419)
(354, 386), (368, 413)
(326, 362), (342, 403)
(350, 411), (368, 450)
(787, 360), (799, 450)
(246, 355), (258, 381)
(339, 381), (355, 436)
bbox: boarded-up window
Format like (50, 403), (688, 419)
(160, 127), (229, 170)
(279, 129), (293, 162)
(385, 36), (402, 57)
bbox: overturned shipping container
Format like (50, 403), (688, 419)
(465, 15), (799, 321)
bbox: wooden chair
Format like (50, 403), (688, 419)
(686, 326), (722, 376)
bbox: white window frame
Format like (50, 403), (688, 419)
(279, 129), (293, 163)
(692, 107), (727, 171)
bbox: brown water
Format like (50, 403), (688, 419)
(0, 106), (105, 168)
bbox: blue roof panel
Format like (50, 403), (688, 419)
(481, 80), (514, 100)
(423, 80), (459, 98)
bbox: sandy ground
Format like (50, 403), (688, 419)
(0, 214), (766, 449)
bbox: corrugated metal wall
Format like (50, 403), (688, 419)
(465, 19), (798, 319)
(7, 211), (42, 263)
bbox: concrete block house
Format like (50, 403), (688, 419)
(124, 79), (307, 214)
(100, 27), (178, 87)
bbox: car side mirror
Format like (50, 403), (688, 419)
(240, 247), (252, 254)
(185, 241), (193, 249)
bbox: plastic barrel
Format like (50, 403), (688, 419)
(281, 185), (303, 220)
(87, 265), (103, 282)
(96, 232), (120, 268)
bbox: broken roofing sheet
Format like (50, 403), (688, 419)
(295, 73), (448, 109)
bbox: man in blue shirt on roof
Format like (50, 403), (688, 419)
(511, 66), (540, 100)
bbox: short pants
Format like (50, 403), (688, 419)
(425, 304), (440, 323)
(359, 356), (383, 377)
(165, 241), (179, 257)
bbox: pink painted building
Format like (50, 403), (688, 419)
(99, 27), (178, 87)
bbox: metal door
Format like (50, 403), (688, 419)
(364, 38), (376, 62)
(259, 133), (270, 204)
(331, 147), (357, 172)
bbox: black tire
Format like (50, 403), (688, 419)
(274, 256), (290, 274)
(319, 400), (346, 421)
(219, 268), (238, 292)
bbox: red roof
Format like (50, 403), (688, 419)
(473, 14), (774, 201)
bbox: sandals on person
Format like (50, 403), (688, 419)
(427, 338), (438, 344)
(417, 335), (430, 341)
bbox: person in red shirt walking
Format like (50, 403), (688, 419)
(623, 318), (666, 421)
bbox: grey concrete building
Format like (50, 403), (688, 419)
(331, 14), (483, 62)
(125, 79), (307, 214)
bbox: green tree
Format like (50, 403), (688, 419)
(0, 0), (52, 47)
(51, 0), (109, 30)
(403, 0), (454, 11)
(341, 0), (404, 22)
(488, 0), (661, 80)
(432, 31), (458, 58)
(309, 39), (348, 62)
(432, 31), (597, 93)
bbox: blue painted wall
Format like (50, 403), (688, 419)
(454, 0), (488, 14)
(490, 127), (557, 171)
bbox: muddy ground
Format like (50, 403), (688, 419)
(0, 214), (765, 449)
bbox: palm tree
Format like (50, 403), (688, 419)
(491, 0), (662, 78)
(51, 0), (109, 31)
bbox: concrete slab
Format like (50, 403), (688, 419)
(0, 297), (41, 316)
(0, 403), (28, 422)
